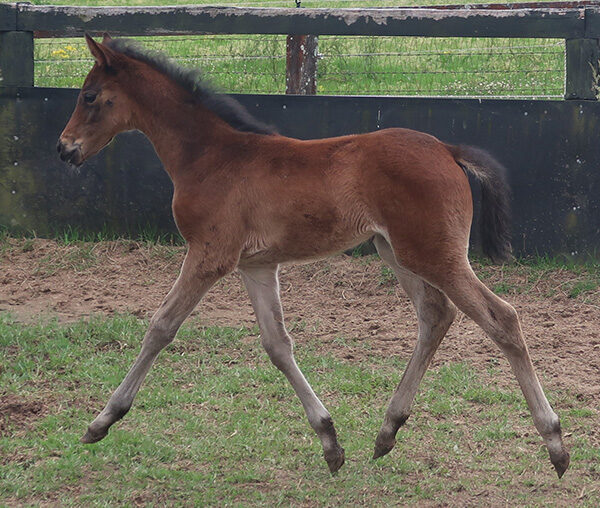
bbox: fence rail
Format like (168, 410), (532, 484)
(1, 3), (598, 38)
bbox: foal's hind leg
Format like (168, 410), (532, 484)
(239, 265), (345, 474)
(372, 235), (456, 459)
(81, 250), (225, 444)
(438, 264), (570, 477)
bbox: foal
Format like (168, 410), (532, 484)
(58, 34), (569, 477)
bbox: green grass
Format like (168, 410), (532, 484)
(472, 254), (600, 299)
(379, 264), (396, 286)
(1, 312), (599, 505)
(4, 224), (185, 247)
(29, 0), (566, 97)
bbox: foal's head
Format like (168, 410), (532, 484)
(57, 34), (134, 167)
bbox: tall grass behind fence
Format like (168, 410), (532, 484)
(35, 35), (565, 98)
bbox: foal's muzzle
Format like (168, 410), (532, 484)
(57, 139), (83, 166)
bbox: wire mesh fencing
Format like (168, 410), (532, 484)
(318, 37), (564, 97)
(35, 36), (289, 94)
(35, 34), (565, 98)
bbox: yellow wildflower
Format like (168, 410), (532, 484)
(51, 48), (69, 59)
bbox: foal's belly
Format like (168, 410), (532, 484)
(238, 229), (375, 268)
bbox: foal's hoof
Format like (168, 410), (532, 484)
(550, 448), (570, 479)
(372, 436), (396, 460)
(324, 445), (345, 474)
(80, 426), (109, 444)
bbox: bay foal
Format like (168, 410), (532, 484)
(58, 34), (569, 477)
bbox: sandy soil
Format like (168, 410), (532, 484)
(1, 238), (599, 403)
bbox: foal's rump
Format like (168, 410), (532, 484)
(338, 128), (511, 277)
(345, 129), (472, 268)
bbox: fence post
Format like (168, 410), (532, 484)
(565, 38), (600, 100)
(285, 34), (318, 95)
(0, 31), (34, 87)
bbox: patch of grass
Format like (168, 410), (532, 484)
(568, 279), (598, 298)
(0, 227), (12, 257)
(378, 265), (396, 287)
(3, 225), (185, 248)
(21, 239), (35, 253)
(467, 254), (600, 301)
(348, 241), (377, 258)
(55, 225), (101, 246)
(515, 253), (600, 275)
(288, 318), (307, 333)
(33, 243), (98, 276)
(51, 224), (184, 246)
(492, 281), (518, 295)
(1, 313), (598, 505)
(566, 407), (597, 419)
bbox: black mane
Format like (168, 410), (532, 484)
(106, 38), (276, 136)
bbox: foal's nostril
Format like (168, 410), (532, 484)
(57, 141), (83, 166)
(61, 148), (73, 162)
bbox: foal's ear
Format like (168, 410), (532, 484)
(85, 33), (114, 68)
(102, 32), (112, 44)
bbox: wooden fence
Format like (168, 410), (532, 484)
(2, 2), (600, 98)
(1, 2), (599, 257)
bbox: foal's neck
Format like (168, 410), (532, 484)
(129, 74), (241, 181)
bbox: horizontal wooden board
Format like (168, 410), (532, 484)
(2, 3), (589, 38)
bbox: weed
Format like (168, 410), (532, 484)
(332, 335), (348, 346)
(0, 226), (9, 244)
(379, 265), (396, 286)
(0, 227), (13, 257)
(350, 246), (364, 258)
(568, 279), (598, 298)
(288, 318), (307, 333)
(492, 281), (517, 295)
(21, 239), (35, 253)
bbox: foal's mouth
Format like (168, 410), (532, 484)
(57, 140), (84, 167)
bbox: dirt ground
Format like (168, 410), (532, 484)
(1, 238), (599, 401)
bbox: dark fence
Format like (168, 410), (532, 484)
(1, 2), (600, 258)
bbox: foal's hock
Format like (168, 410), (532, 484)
(57, 34), (569, 478)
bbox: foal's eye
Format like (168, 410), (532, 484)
(83, 92), (97, 104)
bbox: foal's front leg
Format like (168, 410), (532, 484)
(239, 265), (345, 473)
(81, 250), (222, 443)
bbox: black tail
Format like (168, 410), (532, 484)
(446, 144), (512, 263)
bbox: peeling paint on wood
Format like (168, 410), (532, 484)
(1, 3), (593, 38)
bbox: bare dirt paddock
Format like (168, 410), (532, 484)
(1, 238), (599, 399)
